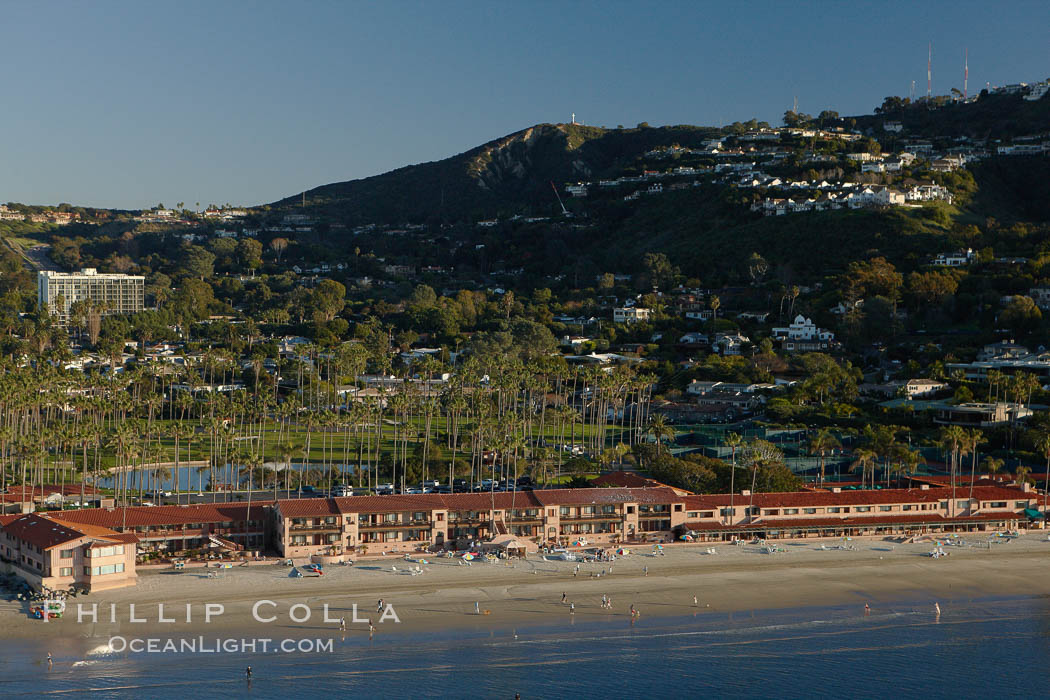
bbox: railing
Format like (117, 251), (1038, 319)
(358, 521), (432, 530)
(289, 523), (340, 532)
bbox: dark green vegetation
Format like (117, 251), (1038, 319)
(270, 123), (724, 224)
(5, 88), (1050, 501)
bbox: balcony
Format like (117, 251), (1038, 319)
(359, 520), (433, 531)
(289, 523), (341, 533)
(558, 514), (622, 523)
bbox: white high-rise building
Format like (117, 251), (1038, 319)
(37, 268), (145, 324)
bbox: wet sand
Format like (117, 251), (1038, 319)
(5, 533), (1050, 643)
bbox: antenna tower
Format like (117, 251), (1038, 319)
(964, 48), (968, 99)
(927, 42), (932, 98)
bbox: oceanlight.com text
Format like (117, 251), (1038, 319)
(107, 637), (335, 654)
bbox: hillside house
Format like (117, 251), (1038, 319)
(932, 249), (975, 267)
(771, 315), (835, 352)
(713, 333), (750, 356)
(613, 307), (651, 324)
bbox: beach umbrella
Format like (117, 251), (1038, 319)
(616, 548), (630, 555)
(462, 553), (474, 561)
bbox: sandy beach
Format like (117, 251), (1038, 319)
(5, 533), (1050, 643)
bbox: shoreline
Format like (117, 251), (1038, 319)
(5, 533), (1050, 645)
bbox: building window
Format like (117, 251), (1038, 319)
(828, 507), (840, 513)
(803, 508), (816, 514)
(687, 512), (699, 519)
(719, 508), (734, 516)
(59, 567), (72, 577)
(1015, 501), (1028, 509)
(855, 506), (871, 513)
(60, 549), (75, 559)
(879, 506), (892, 512)
(784, 508), (798, 515)
(988, 501), (1006, 508)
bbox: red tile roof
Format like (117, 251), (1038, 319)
(335, 494), (450, 513)
(534, 487), (680, 506)
(271, 488), (675, 517)
(51, 501), (273, 529)
(590, 471), (686, 492)
(683, 511), (1023, 531)
(0, 513), (128, 550)
(684, 485), (1032, 509)
(275, 498), (341, 518)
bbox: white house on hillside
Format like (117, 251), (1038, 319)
(613, 307), (651, 324)
(771, 315), (835, 352)
(932, 249), (975, 267)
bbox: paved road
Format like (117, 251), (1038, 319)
(25, 244), (60, 271)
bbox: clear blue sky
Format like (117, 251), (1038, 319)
(2, 0), (1047, 209)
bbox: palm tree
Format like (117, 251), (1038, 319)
(645, 415), (675, 452)
(939, 425), (966, 505)
(1039, 432), (1050, 512)
(807, 428), (841, 486)
(851, 448), (878, 489)
(724, 432), (742, 525)
(1015, 464), (1033, 486)
(965, 429), (985, 503)
(982, 456), (1005, 479)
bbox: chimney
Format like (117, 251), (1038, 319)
(920, 484), (930, 490)
(831, 487), (841, 493)
(741, 490), (751, 497)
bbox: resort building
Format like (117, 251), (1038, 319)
(38, 268), (145, 324)
(0, 512), (138, 591)
(49, 502), (271, 555)
(0, 484), (1039, 590)
(268, 483), (1040, 557)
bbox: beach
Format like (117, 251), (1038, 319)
(6, 532), (1050, 643)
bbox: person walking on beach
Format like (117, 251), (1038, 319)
(569, 602), (575, 614)
(643, 566), (648, 577)
(245, 666), (252, 680)
(562, 592), (567, 604)
(475, 601), (481, 615)
(630, 604), (635, 617)
(693, 595), (698, 607)
(340, 617), (346, 631)
(47, 653), (52, 669)
(377, 599), (384, 613)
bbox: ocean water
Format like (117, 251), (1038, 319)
(4, 596), (1049, 698)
